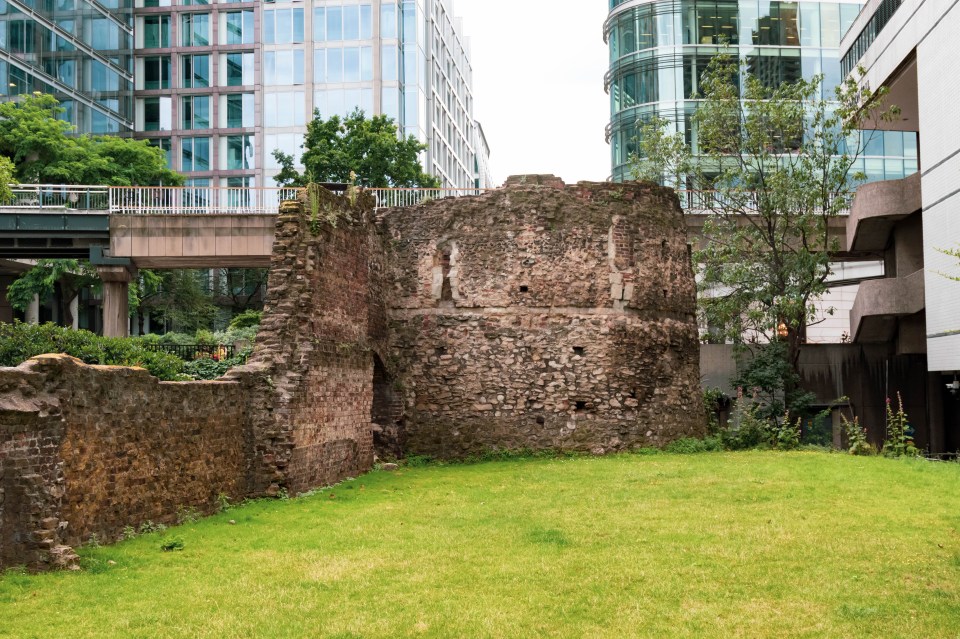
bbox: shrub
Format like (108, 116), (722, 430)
(841, 414), (875, 456)
(181, 348), (251, 380)
(229, 310), (262, 330)
(0, 321), (183, 380)
(664, 437), (722, 454)
(771, 413), (802, 450)
(883, 393), (919, 458)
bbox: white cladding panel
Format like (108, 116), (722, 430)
(917, 2), (960, 370)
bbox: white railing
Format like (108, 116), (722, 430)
(109, 186), (302, 215)
(367, 187), (494, 209)
(677, 189), (850, 216)
(4, 184), (111, 210)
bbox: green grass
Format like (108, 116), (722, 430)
(2, 451), (960, 638)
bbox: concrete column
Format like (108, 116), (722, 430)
(25, 294), (40, 324)
(98, 266), (136, 338)
(927, 372), (946, 455)
(69, 296), (79, 330)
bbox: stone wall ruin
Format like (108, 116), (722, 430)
(0, 177), (705, 571)
(379, 176), (705, 457)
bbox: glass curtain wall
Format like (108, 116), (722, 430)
(604, 0), (916, 183)
(0, 0), (133, 134)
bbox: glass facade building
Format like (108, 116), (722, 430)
(128, 0), (485, 188)
(0, 0), (134, 134)
(603, 0), (918, 183)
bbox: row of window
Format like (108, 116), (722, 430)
(179, 134), (254, 171)
(140, 52), (252, 89)
(139, 44), (417, 89)
(140, 11), (254, 48)
(607, 1), (861, 62)
(141, 84), (410, 133)
(609, 49), (845, 115)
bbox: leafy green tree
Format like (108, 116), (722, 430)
(132, 270), (218, 334)
(272, 109), (440, 188)
(631, 116), (691, 189)
(0, 93), (182, 185)
(630, 55), (897, 414)
(6, 259), (100, 327)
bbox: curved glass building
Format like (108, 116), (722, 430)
(604, 0), (918, 183)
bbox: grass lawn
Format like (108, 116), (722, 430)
(2, 451), (960, 638)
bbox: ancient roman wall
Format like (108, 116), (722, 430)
(0, 189), (380, 570)
(380, 176), (705, 458)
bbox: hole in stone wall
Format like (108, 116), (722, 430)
(536, 416), (545, 425)
(662, 289), (668, 298)
(440, 252), (453, 302)
(435, 346), (446, 356)
(661, 239), (668, 249)
(519, 285), (529, 293)
(575, 400), (587, 411)
(572, 346), (585, 356)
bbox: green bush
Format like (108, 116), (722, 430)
(229, 310), (262, 330)
(0, 321), (183, 380)
(181, 348), (252, 380)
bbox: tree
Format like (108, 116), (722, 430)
(631, 54), (897, 415)
(132, 270), (218, 334)
(6, 259), (100, 327)
(630, 116), (691, 189)
(272, 109), (440, 188)
(0, 92), (183, 186)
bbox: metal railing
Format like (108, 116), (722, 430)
(110, 186), (301, 215)
(677, 189), (850, 215)
(367, 187), (493, 209)
(4, 184), (110, 210)
(0, 184), (847, 216)
(142, 342), (242, 361)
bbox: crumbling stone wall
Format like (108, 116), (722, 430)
(238, 190), (380, 495)
(0, 355), (249, 570)
(0, 189), (381, 570)
(380, 177), (705, 457)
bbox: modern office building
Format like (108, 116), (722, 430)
(603, 0), (917, 184)
(0, 0), (134, 135)
(603, 0), (921, 346)
(840, 0), (960, 452)
(131, 0), (486, 189)
(0, 0), (488, 187)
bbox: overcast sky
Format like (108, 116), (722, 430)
(451, 0), (611, 185)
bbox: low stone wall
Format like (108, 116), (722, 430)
(381, 177), (705, 457)
(0, 190), (381, 571)
(0, 355), (250, 569)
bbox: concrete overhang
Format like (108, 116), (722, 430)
(847, 172), (921, 253)
(850, 268), (925, 342)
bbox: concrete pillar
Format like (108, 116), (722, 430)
(927, 372), (946, 455)
(69, 296), (79, 330)
(98, 266), (136, 338)
(25, 294), (40, 324)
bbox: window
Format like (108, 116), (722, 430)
(264, 7), (304, 44)
(141, 96), (171, 131)
(316, 4), (372, 41)
(315, 88), (372, 118)
(181, 13), (210, 46)
(142, 15), (170, 48)
(381, 3), (397, 38)
(265, 133), (304, 169)
(141, 56), (170, 89)
(222, 134), (254, 170)
(264, 91), (305, 127)
(223, 10), (254, 45)
(181, 137), (210, 172)
(263, 50), (304, 85)
(222, 52), (254, 86)
(148, 137), (172, 168)
(181, 54), (210, 87)
(222, 93), (254, 128)
(382, 45), (397, 81)
(181, 95), (210, 129)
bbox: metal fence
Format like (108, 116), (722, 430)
(142, 343), (242, 361)
(367, 188), (493, 209)
(110, 186), (301, 215)
(5, 184), (110, 210)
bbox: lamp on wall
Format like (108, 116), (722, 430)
(947, 375), (960, 397)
